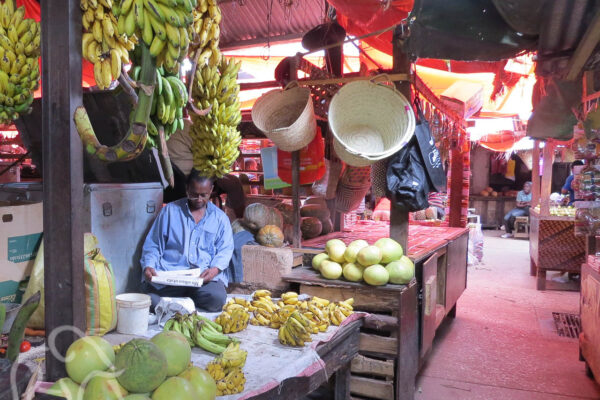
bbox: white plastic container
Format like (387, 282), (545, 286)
(115, 293), (151, 335)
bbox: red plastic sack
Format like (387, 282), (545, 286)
(277, 129), (326, 185)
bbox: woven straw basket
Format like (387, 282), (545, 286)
(329, 77), (415, 166)
(251, 82), (317, 152)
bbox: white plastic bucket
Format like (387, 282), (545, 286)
(115, 293), (151, 335)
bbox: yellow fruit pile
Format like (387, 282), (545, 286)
(215, 300), (251, 334)
(206, 342), (247, 396)
(81, 0), (135, 89)
(0, 1), (40, 124)
(188, 0), (221, 68)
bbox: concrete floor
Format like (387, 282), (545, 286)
(415, 231), (600, 400)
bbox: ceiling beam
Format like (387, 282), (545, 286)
(566, 8), (600, 81)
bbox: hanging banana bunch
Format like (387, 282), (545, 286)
(129, 65), (187, 148)
(114, 0), (195, 74)
(0, 1), (40, 125)
(190, 55), (242, 178)
(188, 0), (221, 69)
(81, 0), (136, 90)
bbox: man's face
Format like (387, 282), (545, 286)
(187, 180), (213, 209)
(523, 182), (532, 194)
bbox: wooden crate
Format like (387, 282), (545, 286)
(283, 267), (419, 400)
(241, 245), (294, 291)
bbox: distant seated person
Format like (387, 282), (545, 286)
(501, 181), (532, 238)
(140, 170), (234, 312)
(561, 160), (584, 205)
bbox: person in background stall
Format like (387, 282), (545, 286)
(140, 170), (234, 312)
(562, 160), (584, 205)
(501, 181), (532, 238)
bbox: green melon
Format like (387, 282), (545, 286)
(123, 395), (152, 400)
(150, 331), (192, 376)
(115, 339), (168, 393)
(83, 375), (128, 400)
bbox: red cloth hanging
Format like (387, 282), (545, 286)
(480, 130), (525, 152)
(16, 0), (98, 98)
(330, 0), (413, 54)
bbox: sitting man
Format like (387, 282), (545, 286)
(501, 181), (532, 238)
(140, 170), (234, 311)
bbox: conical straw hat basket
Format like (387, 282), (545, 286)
(329, 77), (415, 166)
(251, 83), (317, 152)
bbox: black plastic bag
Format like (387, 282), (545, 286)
(414, 100), (446, 192)
(386, 137), (431, 212)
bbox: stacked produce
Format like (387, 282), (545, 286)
(215, 299), (251, 333)
(313, 238), (415, 286)
(113, 0), (193, 73)
(163, 311), (237, 354)
(81, 0), (135, 89)
(278, 311), (313, 347)
(188, 0), (221, 68)
(277, 197), (334, 242)
(49, 332), (218, 400)
(206, 342), (247, 396)
(0, 2), (40, 124)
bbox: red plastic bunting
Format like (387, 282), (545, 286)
(330, 0), (413, 54)
(479, 130), (525, 152)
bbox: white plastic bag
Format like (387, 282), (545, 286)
(155, 297), (196, 327)
(468, 223), (484, 265)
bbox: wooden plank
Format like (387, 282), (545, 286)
(300, 284), (400, 312)
(350, 376), (394, 400)
(532, 140), (540, 207)
(334, 363), (351, 400)
(41, 1), (86, 380)
(390, 208), (409, 257)
(449, 148), (464, 227)
(540, 142), (555, 216)
(351, 355), (395, 378)
(359, 333), (398, 357)
(363, 314), (399, 332)
(566, 9), (600, 81)
(397, 278), (419, 398)
(292, 152), (301, 247)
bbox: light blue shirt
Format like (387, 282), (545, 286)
(516, 190), (532, 203)
(141, 199), (234, 288)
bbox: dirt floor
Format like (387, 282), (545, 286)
(415, 230), (600, 400)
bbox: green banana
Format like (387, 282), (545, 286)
(194, 330), (226, 354)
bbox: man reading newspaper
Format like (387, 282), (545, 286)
(141, 170), (234, 312)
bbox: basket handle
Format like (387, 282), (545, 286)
(283, 81), (300, 90)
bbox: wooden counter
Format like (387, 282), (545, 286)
(469, 195), (516, 228)
(529, 209), (585, 290)
(580, 261), (600, 385)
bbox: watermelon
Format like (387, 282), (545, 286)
(115, 339), (168, 393)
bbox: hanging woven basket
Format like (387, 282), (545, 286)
(251, 82), (317, 152)
(329, 76), (415, 166)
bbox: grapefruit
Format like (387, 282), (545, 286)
(357, 246), (383, 266)
(83, 375), (128, 400)
(150, 331), (191, 376)
(115, 339), (168, 393)
(65, 336), (115, 384)
(152, 377), (198, 400)
(311, 253), (329, 271)
(363, 264), (389, 286)
(326, 239), (346, 263)
(178, 366), (217, 400)
(320, 260), (343, 279)
(342, 263), (363, 282)
(374, 238), (403, 264)
(344, 240), (369, 263)
(385, 256), (415, 284)
(47, 377), (81, 400)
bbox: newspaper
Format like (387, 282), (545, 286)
(151, 268), (204, 287)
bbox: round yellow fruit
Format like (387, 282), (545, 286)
(320, 260), (343, 280)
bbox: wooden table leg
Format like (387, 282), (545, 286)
(536, 268), (546, 290)
(334, 362), (350, 400)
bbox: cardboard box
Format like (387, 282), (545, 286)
(0, 201), (42, 303)
(440, 81), (484, 119)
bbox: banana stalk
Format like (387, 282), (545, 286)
(157, 125), (174, 187)
(0, 303), (5, 334)
(74, 43), (157, 162)
(6, 291), (40, 363)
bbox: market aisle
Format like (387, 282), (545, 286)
(415, 231), (600, 400)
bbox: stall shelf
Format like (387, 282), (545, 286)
(469, 195), (517, 229)
(529, 208), (586, 290)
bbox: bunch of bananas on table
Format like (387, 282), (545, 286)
(0, 2), (39, 124)
(278, 311), (313, 347)
(188, 0), (221, 68)
(190, 56), (242, 178)
(206, 342), (247, 396)
(129, 65), (187, 146)
(81, 0), (135, 90)
(163, 312), (237, 354)
(114, 0), (193, 73)
(215, 300), (251, 334)
(328, 298), (354, 326)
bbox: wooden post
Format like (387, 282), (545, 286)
(531, 140), (540, 207)
(288, 56), (302, 248)
(389, 26), (411, 250)
(41, 2), (86, 379)
(540, 141), (555, 216)
(448, 147), (464, 227)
